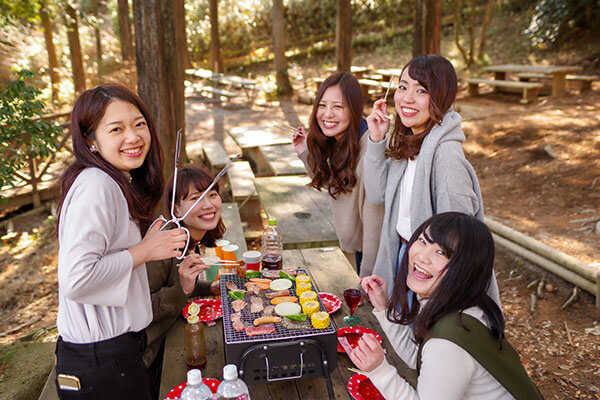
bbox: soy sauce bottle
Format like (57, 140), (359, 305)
(261, 218), (282, 270)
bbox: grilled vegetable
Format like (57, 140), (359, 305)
(284, 314), (308, 322)
(245, 270), (261, 279)
(271, 296), (298, 305)
(279, 271), (296, 282)
(228, 291), (245, 301)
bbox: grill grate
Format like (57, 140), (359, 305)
(220, 269), (337, 343)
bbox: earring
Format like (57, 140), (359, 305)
(89, 144), (96, 152)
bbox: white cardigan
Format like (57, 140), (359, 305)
(365, 306), (514, 400)
(57, 168), (152, 343)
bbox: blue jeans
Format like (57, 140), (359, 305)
(355, 251), (363, 275)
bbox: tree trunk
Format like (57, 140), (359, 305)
(412, 0), (424, 57)
(335, 0), (352, 72)
(117, 0), (135, 63)
(63, 1), (86, 96)
(132, 0), (186, 182)
(272, 0), (293, 96)
(91, 0), (103, 82)
(424, 0), (441, 54)
(453, 0), (470, 67)
(209, 0), (222, 73)
(477, 0), (496, 60)
(174, 0), (192, 69)
(39, 0), (60, 105)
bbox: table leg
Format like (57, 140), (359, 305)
(493, 72), (506, 93)
(552, 73), (567, 96)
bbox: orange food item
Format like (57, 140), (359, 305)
(244, 281), (270, 290)
(270, 296), (298, 305)
(249, 278), (272, 284)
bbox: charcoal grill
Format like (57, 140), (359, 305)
(220, 269), (337, 398)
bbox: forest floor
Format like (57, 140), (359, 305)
(0, 74), (599, 399)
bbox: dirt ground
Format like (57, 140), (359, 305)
(1, 79), (599, 399)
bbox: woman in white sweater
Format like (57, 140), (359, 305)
(55, 84), (187, 399)
(351, 212), (542, 400)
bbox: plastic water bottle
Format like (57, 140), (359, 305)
(261, 218), (282, 270)
(180, 369), (213, 400)
(215, 364), (251, 400)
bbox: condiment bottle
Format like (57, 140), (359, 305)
(261, 218), (282, 270)
(185, 314), (207, 370)
(216, 364), (251, 400)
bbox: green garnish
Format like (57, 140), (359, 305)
(279, 270), (296, 282)
(245, 270), (261, 279)
(285, 314), (308, 322)
(228, 291), (245, 301)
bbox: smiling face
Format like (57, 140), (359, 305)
(406, 229), (451, 298)
(175, 184), (222, 241)
(394, 68), (432, 134)
(315, 85), (351, 140)
(91, 100), (151, 173)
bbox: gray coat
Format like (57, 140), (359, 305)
(364, 110), (500, 305)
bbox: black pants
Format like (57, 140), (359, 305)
(55, 331), (152, 400)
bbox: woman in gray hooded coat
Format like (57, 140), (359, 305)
(364, 54), (500, 306)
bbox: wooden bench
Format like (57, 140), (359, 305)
(185, 81), (239, 103)
(516, 72), (598, 91)
(227, 161), (260, 221)
(200, 140), (229, 172)
(258, 143), (307, 176)
(227, 125), (292, 176)
(466, 78), (544, 103)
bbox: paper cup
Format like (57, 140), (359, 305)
(201, 256), (220, 282)
(222, 244), (239, 261)
(215, 239), (230, 260)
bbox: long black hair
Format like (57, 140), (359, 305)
(387, 212), (504, 344)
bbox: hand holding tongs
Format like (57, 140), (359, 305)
(151, 129), (241, 259)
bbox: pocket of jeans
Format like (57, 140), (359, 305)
(55, 378), (95, 399)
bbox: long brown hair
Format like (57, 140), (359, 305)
(57, 83), (164, 234)
(165, 165), (225, 248)
(387, 55), (458, 160)
(306, 72), (363, 198)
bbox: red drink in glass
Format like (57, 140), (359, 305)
(343, 289), (362, 316)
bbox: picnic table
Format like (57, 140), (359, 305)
(324, 66), (370, 79)
(482, 64), (583, 96)
(227, 125), (293, 175)
(254, 175), (339, 249)
(373, 68), (403, 82)
(159, 247), (416, 399)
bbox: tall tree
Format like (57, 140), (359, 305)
(208, 0), (222, 72)
(412, 0), (424, 57)
(39, 0), (60, 104)
(175, 0), (192, 69)
(477, 0), (496, 60)
(424, 0), (441, 54)
(133, 0), (185, 182)
(335, 0), (352, 72)
(117, 0), (135, 63)
(271, 0), (292, 95)
(89, 0), (103, 81)
(63, 0), (86, 96)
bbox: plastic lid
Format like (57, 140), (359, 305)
(268, 218), (277, 226)
(243, 250), (262, 263)
(187, 314), (200, 324)
(215, 239), (230, 247)
(223, 364), (238, 380)
(187, 369), (202, 385)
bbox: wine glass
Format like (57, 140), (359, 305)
(343, 288), (362, 325)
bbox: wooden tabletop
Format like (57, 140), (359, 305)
(373, 68), (403, 79)
(159, 247), (416, 399)
(228, 125), (292, 150)
(482, 64), (582, 75)
(254, 176), (339, 249)
(325, 66), (370, 76)
(258, 143), (307, 176)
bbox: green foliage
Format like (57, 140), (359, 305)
(0, 0), (40, 25)
(0, 69), (61, 193)
(524, 0), (600, 46)
(185, 0), (407, 63)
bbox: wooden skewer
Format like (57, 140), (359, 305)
(382, 75), (395, 120)
(347, 367), (363, 375)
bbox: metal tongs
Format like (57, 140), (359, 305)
(151, 129), (241, 259)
